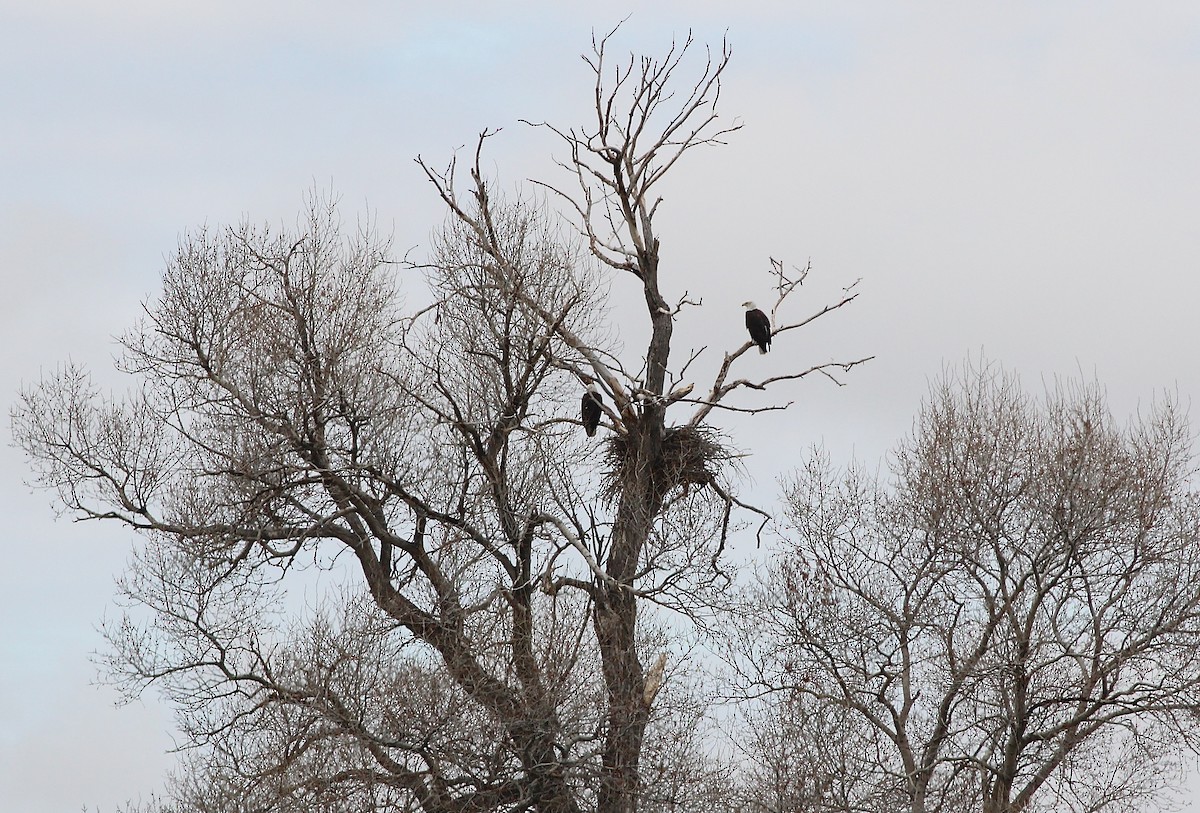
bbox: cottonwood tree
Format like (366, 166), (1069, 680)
(734, 363), (1200, 813)
(14, 30), (865, 813)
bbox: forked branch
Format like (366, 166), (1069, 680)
(690, 263), (869, 425)
(523, 24), (740, 278)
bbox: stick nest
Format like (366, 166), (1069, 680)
(600, 423), (732, 503)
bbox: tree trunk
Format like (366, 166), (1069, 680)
(595, 403), (668, 813)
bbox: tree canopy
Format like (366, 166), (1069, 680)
(734, 364), (1200, 813)
(13, 29), (865, 813)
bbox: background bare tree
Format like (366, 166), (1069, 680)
(13, 30), (865, 813)
(732, 362), (1200, 813)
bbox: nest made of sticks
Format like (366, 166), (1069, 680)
(600, 423), (733, 504)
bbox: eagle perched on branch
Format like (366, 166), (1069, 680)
(742, 301), (771, 354)
(581, 386), (603, 437)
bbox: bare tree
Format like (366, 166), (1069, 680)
(733, 362), (1200, 813)
(14, 30), (865, 813)
(413, 27), (866, 813)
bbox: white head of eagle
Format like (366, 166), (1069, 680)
(741, 301), (771, 354)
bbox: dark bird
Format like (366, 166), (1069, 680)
(742, 301), (771, 354)
(581, 386), (604, 437)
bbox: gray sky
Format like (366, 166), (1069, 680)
(3, 2), (1199, 809)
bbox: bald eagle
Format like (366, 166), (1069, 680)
(742, 301), (771, 354)
(581, 386), (603, 437)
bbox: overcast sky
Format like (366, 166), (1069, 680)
(3, 2), (1200, 810)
